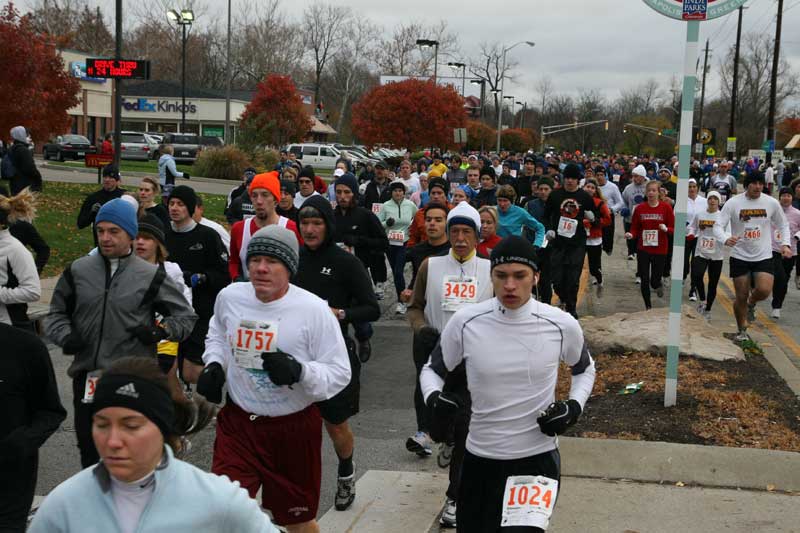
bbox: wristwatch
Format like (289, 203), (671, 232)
(337, 309), (347, 321)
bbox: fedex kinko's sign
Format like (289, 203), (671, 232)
(642, 0), (746, 21)
(122, 98), (197, 114)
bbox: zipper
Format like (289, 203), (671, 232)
(92, 257), (114, 369)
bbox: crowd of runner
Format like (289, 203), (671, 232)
(2, 121), (800, 532)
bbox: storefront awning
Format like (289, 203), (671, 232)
(785, 134), (800, 150)
(310, 116), (337, 135)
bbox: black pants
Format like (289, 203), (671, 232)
(411, 333), (436, 434)
(586, 244), (603, 284)
(772, 252), (796, 309)
(624, 221), (636, 257)
(602, 214), (615, 254)
(691, 256), (723, 311)
(550, 245), (585, 316)
(72, 373), (100, 468)
(535, 247), (553, 305)
(664, 233), (674, 277)
(370, 253), (387, 284)
(0, 453), (37, 532)
(637, 250), (666, 309)
(456, 449), (561, 533)
(683, 237), (697, 293)
(446, 404), (470, 501)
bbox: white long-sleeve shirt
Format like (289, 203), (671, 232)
(203, 283), (351, 416)
(439, 297), (595, 460)
(719, 192), (790, 262)
(688, 209), (730, 261)
(599, 181), (624, 214)
(0, 229), (41, 324)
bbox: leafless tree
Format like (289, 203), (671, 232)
(468, 42), (519, 123)
(368, 20), (459, 78)
(302, 1), (351, 104)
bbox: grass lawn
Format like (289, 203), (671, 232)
(34, 181), (228, 278)
(44, 159), (194, 175)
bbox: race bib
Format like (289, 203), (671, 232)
(501, 475), (558, 529)
(388, 230), (406, 243)
(699, 236), (716, 253)
(774, 230), (782, 242)
(82, 370), (103, 404)
(450, 182), (462, 193)
(613, 174), (620, 182)
(510, 169), (518, 178)
(442, 275), (478, 312)
(372, 203), (383, 215)
(743, 226), (761, 241)
(233, 320), (278, 370)
(557, 216), (577, 238)
(642, 229), (659, 247)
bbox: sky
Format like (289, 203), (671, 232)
(22, 0), (800, 109)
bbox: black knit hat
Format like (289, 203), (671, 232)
(490, 235), (539, 272)
(428, 177), (448, 195)
(138, 213), (166, 246)
(168, 185), (197, 216)
(280, 179), (296, 195)
(299, 165), (316, 180)
(562, 163), (581, 180)
(102, 164), (121, 180)
(537, 176), (555, 189)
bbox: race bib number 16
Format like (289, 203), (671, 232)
(233, 320), (279, 370)
(501, 475), (558, 529)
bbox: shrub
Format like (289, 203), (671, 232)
(193, 145), (252, 181)
(248, 147), (280, 173)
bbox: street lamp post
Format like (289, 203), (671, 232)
(416, 39), (440, 84)
(516, 101), (526, 129)
(447, 61), (467, 96)
(496, 41), (535, 152)
(471, 78), (487, 152)
(167, 8), (194, 132)
(504, 96), (515, 128)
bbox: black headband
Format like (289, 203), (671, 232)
(92, 373), (175, 438)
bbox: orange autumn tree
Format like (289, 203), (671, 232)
(239, 74), (311, 148)
(0, 3), (80, 141)
(351, 79), (465, 149)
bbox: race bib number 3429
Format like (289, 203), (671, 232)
(501, 475), (558, 529)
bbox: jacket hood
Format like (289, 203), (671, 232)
(300, 194), (336, 247)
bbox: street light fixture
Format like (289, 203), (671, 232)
(516, 101), (526, 129)
(504, 96), (516, 128)
(416, 39), (440, 84)
(496, 41), (535, 152)
(448, 61), (467, 96)
(471, 78), (488, 151)
(167, 7), (194, 132)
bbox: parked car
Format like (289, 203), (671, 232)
(42, 134), (94, 161)
(155, 133), (201, 163)
(115, 131), (153, 161)
(200, 136), (224, 148)
(285, 143), (342, 170)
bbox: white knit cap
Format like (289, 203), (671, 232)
(10, 126), (27, 143)
(707, 191), (722, 203)
(447, 201), (481, 234)
(632, 165), (647, 177)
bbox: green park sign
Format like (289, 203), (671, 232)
(642, 0), (747, 21)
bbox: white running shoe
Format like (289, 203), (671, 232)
(596, 282), (604, 297)
(439, 498), (457, 528)
(689, 291), (698, 302)
(627, 254), (635, 261)
(635, 277), (641, 285)
(771, 308), (781, 319)
(374, 282), (385, 300)
(734, 330), (751, 343)
(405, 431), (433, 457)
(395, 302), (407, 315)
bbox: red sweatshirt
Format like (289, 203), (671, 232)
(630, 201), (674, 255)
(583, 197), (612, 239)
(229, 216), (302, 280)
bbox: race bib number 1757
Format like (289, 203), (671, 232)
(233, 320), (279, 370)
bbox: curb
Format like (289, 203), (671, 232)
(560, 436), (800, 492)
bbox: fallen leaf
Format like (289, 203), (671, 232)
(762, 343), (773, 347)
(767, 484), (776, 492)
(675, 481), (685, 487)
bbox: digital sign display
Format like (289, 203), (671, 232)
(85, 59), (150, 80)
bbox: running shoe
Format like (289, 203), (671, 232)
(174, 436), (193, 459)
(628, 254), (635, 261)
(605, 249), (613, 256)
(702, 309), (712, 321)
(437, 442), (453, 468)
(696, 302), (706, 315)
(635, 277), (641, 285)
(771, 308), (781, 319)
(734, 330), (751, 343)
(374, 282), (385, 300)
(591, 279), (598, 285)
(406, 431), (433, 456)
(656, 286), (664, 298)
(689, 290), (698, 302)
(440, 499), (457, 528)
(335, 464), (356, 511)
(358, 339), (372, 363)
(395, 302), (407, 315)
(596, 282), (604, 297)
(747, 303), (756, 323)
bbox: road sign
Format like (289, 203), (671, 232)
(642, 0), (747, 21)
(761, 140), (776, 152)
(662, 128), (677, 135)
(85, 153), (113, 168)
(453, 128), (467, 144)
(694, 143), (704, 153)
(727, 137), (736, 153)
(706, 147), (716, 156)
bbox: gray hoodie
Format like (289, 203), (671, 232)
(622, 180), (648, 223)
(45, 252), (197, 377)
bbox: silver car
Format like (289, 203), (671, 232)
(120, 131), (153, 161)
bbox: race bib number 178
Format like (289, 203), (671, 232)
(501, 475), (558, 529)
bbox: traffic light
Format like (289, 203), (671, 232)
(623, 126), (628, 133)
(658, 129), (662, 136)
(604, 121), (609, 131)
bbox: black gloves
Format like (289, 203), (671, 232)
(427, 390), (463, 443)
(183, 172), (191, 180)
(62, 331), (86, 355)
(196, 362), (226, 404)
(261, 350), (303, 386)
(386, 217), (396, 227)
(537, 399), (582, 436)
(342, 233), (359, 247)
(417, 326), (440, 347)
(130, 325), (168, 344)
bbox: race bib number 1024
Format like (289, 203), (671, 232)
(500, 475), (558, 529)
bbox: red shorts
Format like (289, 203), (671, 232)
(211, 400), (323, 525)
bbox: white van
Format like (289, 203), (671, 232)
(286, 143), (341, 170)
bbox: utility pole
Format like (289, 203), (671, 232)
(728, 5), (743, 161)
(697, 39), (710, 158)
(224, 0), (232, 143)
(113, 0), (122, 168)
(766, 0), (784, 164)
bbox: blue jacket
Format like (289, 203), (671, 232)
(29, 446), (279, 533)
(497, 205), (545, 246)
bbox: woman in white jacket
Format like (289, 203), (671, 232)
(0, 188), (41, 325)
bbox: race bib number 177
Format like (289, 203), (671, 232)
(501, 475), (558, 529)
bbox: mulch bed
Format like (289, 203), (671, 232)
(557, 348), (800, 452)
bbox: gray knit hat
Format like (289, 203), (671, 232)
(246, 225), (299, 276)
